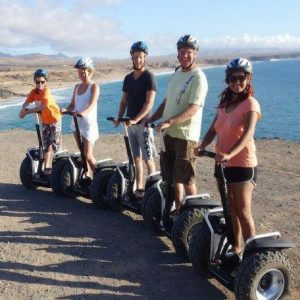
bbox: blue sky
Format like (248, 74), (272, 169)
(0, 0), (299, 58)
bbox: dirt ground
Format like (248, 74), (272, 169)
(0, 129), (299, 299)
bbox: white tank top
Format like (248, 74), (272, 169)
(71, 83), (99, 143)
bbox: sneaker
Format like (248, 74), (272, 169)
(170, 210), (179, 222)
(43, 168), (52, 175)
(134, 189), (145, 198)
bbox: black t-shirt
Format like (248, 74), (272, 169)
(122, 70), (157, 120)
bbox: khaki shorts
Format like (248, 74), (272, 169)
(164, 135), (197, 185)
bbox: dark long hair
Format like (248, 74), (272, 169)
(218, 78), (254, 109)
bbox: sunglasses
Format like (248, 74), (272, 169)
(35, 80), (46, 85)
(228, 75), (247, 83)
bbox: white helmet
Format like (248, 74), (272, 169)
(74, 57), (94, 69)
(177, 35), (199, 51)
(226, 58), (252, 77)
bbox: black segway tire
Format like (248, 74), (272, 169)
(20, 156), (37, 189)
(234, 250), (294, 300)
(172, 208), (205, 259)
(60, 162), (76, 198)
(50, 159), (68, 196)
(106, 171), (123, 211)
(189, 223), (211, 277)
(90, 168), (115, 209)
(143, 183), (165, 234)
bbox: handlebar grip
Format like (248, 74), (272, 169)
(199, 150), (216, 158)
(63, 111), (82, 117)
(106, 117), (130, 122)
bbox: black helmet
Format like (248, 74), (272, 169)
(177, 35), (199, 51)
(34, 69), (48, 80)
(130, 41), (148, 55)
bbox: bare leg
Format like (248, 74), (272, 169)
(83, 137), (97, 175)
(44, 148), (52, 169)
(144, 159), (156, 176)
(232, 182), (256, 241)
(228, 182), (255, 252)
(134, 156), (144, 190)
(174, 182), (185, 211)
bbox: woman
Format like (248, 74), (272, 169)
(62, 57), (99, 177)
(196, 58), (261, 258)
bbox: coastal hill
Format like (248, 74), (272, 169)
(0, 48), (299, 100)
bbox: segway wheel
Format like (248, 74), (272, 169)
(189, 223), (211, 277)
(61, 162), (76, 198)
(143, 182), (166, 234)
(234, 250), (294, 300)
(172, 208), (205, 259)
(50, 159), (68, 196)
(106, 171), (123, 211)
(19, 156), (37, 189)
(90, 168), (114, 209)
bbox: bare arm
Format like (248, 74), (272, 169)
(156, 103), (200, 132)
(216, 111), (259, 163)
(19, 97), (46, 118)
(148, 98), (166, 123)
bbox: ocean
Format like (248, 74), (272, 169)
(0, 59), (299, 141)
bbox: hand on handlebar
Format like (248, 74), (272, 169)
(215, 152), (230, 165)
(155, 121), (170, 132)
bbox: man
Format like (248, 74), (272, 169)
(148, 35), (208, 213)
(114, 41), (157, 196)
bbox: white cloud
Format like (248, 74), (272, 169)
(0, 0), (299, 58)
(0, 0), (129, 57)
(202, 33), (300, 49)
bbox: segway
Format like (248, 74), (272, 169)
(19, 111), (67, 191)
(52, 112), (114, 198)
(142, 129), (221, 258)
(101, 117), (161, 214)
(189, 150), (295, 300)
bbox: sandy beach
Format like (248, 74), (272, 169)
(0, 62), (176, 102)
(0, 128), (299, 299)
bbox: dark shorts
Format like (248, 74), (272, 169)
(214, 166), (257, 185)
(42, 121), (62, 153)
(164, 135), (197, 185)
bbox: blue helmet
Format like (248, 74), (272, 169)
(34, 69), (48, 80)
(177, 35), (199, 51)
(74, 57), (94, 69)
(130, 41), (148, 55)
(226, 58), (253, 77)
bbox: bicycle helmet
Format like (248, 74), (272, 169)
(34, 69), (48, 80)
(225, 58), (253, 77)
(130, 41), (148, 56)
(74, 57), (94, 69)
(177, 35), (199, 51)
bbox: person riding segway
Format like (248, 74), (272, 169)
(189, 150), (295, 300)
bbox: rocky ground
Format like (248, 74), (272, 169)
(0, 129), (299, 299)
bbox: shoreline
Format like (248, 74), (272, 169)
(0, 64), (215, 104)
(1, 127), (300, 143)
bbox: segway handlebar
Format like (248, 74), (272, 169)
(198, 149), (216, 159)
(106, 116), (130, 122)
(62, 111), (83, 118)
